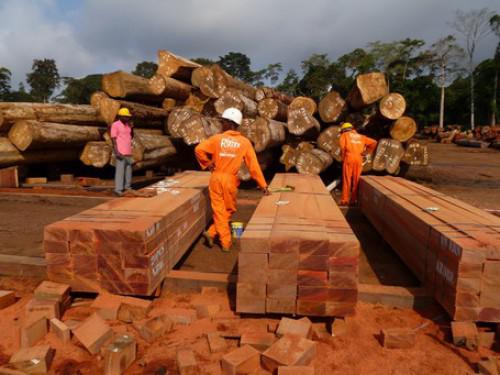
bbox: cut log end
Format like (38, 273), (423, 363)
(390, 116), (417, 142)
(318, 91), (346, 123)
(317, 125), (342, 162)
(80, 142), (112, 168)
(289, 96), (317, 115)
(379, 93), (406, 120)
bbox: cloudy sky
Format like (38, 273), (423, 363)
(0, 0), (498, 87)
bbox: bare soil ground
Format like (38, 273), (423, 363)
(0, 143), (498, 374)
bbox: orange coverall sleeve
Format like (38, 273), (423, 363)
(339, 133), (347, 159)
(194, 137), (217, 169)
(363, 136), (378, 154)
(244, 144), (267, 189)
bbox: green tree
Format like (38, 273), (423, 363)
(132, 61), (158, 78)
(451, 8), (495, 129)
(5, 82), (34, 102)
(473, 59), (498, 125)
(489, 14), (499, 124)
(298, 54), (338, 100)
(218, 52), (254, 83)
(277, 69), (300, 96)
(0, 67), (12, 99)
(57, 74), (102, 104)
(262, 63), (283, 86)
(426, 35), (465, 128)
(26, 59), (60, 102)
(337, 48), (375, 77)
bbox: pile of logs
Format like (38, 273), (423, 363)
(0, 49), (428, 177)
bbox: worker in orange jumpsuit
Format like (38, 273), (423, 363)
(195, 108), (269, 252)
(339, 122), (378, 206)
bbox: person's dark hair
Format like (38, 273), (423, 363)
(221, 117), (237, 131)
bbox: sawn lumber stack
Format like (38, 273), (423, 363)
(359, 176), (500, 322)
(237, 173), (359, 317)
(43, 171), (210, 296)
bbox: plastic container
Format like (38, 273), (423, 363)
(231, 222), (244, 238)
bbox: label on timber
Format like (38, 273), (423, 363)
(146, 222), (161, 239)
(373, 189), (382, 206)
(440, 235), (461, 258)
(150, 244), (166, 277)
(436, 260), (455, 286)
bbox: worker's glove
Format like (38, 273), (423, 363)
(115, 152), (124, 160)
(262, 187), (271, 196)
(207, 163), (215, 172)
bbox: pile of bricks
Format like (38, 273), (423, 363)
(237, 173), (359, 316)
(43, 171), (211, 296)
(359, 175), (500, 322)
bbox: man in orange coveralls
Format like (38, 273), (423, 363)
(195, 107), (269, 252)
(339, 122), (378, 206)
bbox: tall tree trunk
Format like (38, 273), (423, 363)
(439, 85), (445, 130)
(492, 68), (498, 126)
(469, 60), (475, 130)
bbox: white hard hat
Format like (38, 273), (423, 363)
(221, 107), (243, 126)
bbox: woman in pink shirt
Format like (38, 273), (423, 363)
(110, 107), (134, 196)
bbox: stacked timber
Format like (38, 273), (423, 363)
(359, 176), (500, 322)
(237, 173), (359, 317)
(43, 171), (210, 296)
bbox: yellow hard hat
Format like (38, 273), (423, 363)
(118, 107), (132, 117)
(341, 122), (353, 130)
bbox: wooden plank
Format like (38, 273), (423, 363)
(359, 175), (500, 322)
(0, 254), (46, 278)
(0, 166), (18, 188)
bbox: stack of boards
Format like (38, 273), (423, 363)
(43, 171), (211, 296)
(359, 176), (500, 322)
(237, 173), (360, 317)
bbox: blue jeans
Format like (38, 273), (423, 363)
(114, 156), (133, 193)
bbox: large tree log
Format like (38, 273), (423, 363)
(162, 98), (177, 111)
(102, 71), (159, 101)
(177, 114), (222, 145)
(184, 91), (209, 112)
(239, 117), (286, 152)
(295, 146), (333, 175)
(289, 96), (317, 115)
(238, 150), (274, 181)
(347, 72), (388, 110)
(318, 91), (346, 123)
(157, 50), (201, 83)
(255, 87), (293, 104)
(390, 116), (417, 142)
(103, 131), (146, 162)
(80, 141), (112, 168)
(90, 91), (168, 127)
(0, 137), (80, 166)
(257, 98), (288, 122)
(401, 142), (429, 166)
(379, 93), (406, 120)
(317, 125), (342, 162)
(287, 108), (321, 137)
(167, 107), (197, 137)
(214, 89), (257, 118)
(280, 144), (298, 171)
(8, 120), (105, 152)
(191, 66), (224, 99)
(148, 74), (192, 101)
(212, 65), (257, 100)
(372, 138), (405, 174)
(0, 102), (104, 131)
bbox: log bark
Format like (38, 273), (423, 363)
(255, 87), (293, 104)
(289, 96), (317, 115)
(167, 107), (197, 137)
(80, 141), (112, 168)
(0, 137), (80, 166)
(401, 142), (429, 166)
(280, 144), (298, 171)
(239, 117), (286, 152)
(162, 98), (177, 111)
(148, 74), (192, 101)
(177, 114), (222, 145)
(257, 98), (288, 122)
(372, 138), (405, 174)
(317, 125), (342, 162)
(8, 120), (105, 152)
(390, 116), (417, 142)
(157, 50), (201, 83)
(103, 132), (145, 162)
(287, 108), (321, 137)
(347, 72), (388, 110)
(295, 147), (333, 175)
(90, 91), (168, 127)
(0, 102), (104, 131)
(102, 71), (159, 100)
(213, 65), (257, 100)
(318, 91), (346, 123)
(191, 66), (224, 99)
(214, 89), (244, 115)
(379, 93), (406, 120)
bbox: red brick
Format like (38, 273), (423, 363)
(240, 332), (277, 352)
(268, 253), (299, 270)
(8, 345), (54, 374)
(73, 313), (113, 354)
(262, 335), (316, 372)
(26, 298), (60, 320)
(117, 296), (152, 323)
(381, 328), (416, 349)
(206, 332), (227, 353)
(278, 366), (315, 375)
(451, 321), (478, 351)
(0, 291), (16, 309)
(133, 315), (173, 343)
(298, 271), (328, 286)
(177, 349), (198, 375)
(49, 318), (70, 343)
(221, 345), (260, 375)
(103, 333), (136, 375)
(267, 298), (296, 314)
(34, 281), (70, 303)
(20, 315), (48, 348)
(277, 317), (312, 339)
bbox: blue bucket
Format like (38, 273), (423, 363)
(231, 222), (244, 238)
